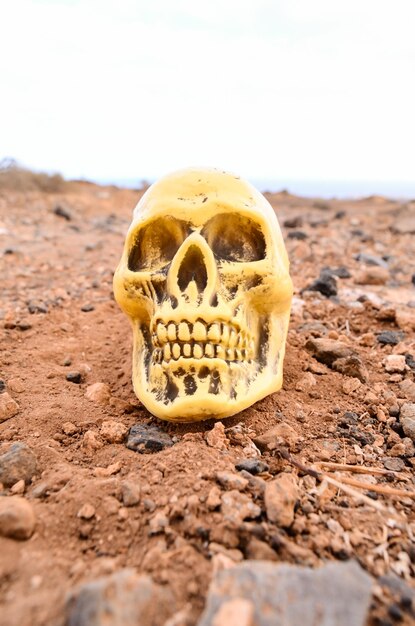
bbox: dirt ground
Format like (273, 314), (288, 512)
(1, 179), (415, 625)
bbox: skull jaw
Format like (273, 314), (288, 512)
(130, 323), (288, 422)
(132, 362), (284, 422)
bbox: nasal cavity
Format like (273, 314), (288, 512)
(177, 245), (208, 293)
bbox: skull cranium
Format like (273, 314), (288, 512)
(113, 168), (292, 422)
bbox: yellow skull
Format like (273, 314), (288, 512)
(113, 168), (292, 422)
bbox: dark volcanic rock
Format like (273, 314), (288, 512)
(377, 331), (405, 346)
(66, 569), (175, 626)
(66, 372), (82, 384)
(287, 230), (308, 240)
(235, 459), (269, 475)
(198, 560), (372, 626)
(0, 442), (38, 487)
(303, 270), (337, 297)
(126, 424), (174, 454)
(53, 205), (72, 221)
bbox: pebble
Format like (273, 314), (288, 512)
(342, 378), (362, 395)
(198, 560), (373, 626)
(120, 480), (141, 507)
(305, 337), (355, 366)
(85, 382), (111, 404)
(126, 424), (174, 453)
(0, 379), (5, 392)
(66, 371), (82, 384)
(7, 378), (25, 393)
(354, 266), (389, 285)
(295, 372), (317, 392)
(206, 486), (222, 510)
(264, 473), (299, 527)
(235, 459), (269, 475)
(304, 270), (337, 297)
(400, 403), (415, 441)
(253, 423), (298, 452)
(77, 503), (95, 520)
(221, 490), (261, 525)
(205, 422), (228, 450)
(377, 331), (405, 346)
(0, 496), (36, 540)
(53, 204), (72, 220)
(0, 442), (37, 487)
(383, 457), (405, 472)
(287, 230), (308, 240)
(10, 479), (25, 495)
(93, 461), (121, 477)
(82, 430), (103, 451)
(355, 253), (388, 268)
(384, 355), (406, 374)
(0, 392), (19, 422)
(100, 420), (128, 443)
(65, 569), (175, 626)
(332, 355), (369, 383)
(400, 379), (415, 401)
(149, 511), (169, 534)
(62, 422), (78, 436)
(81, 303), (95, 312)
(216, 471), (248, 491)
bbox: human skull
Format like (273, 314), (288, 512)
(114, 168), (292, 422)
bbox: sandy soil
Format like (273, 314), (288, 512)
(0, 180), (415, 625)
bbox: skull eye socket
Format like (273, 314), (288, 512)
(202, 213), (266, 262)
(128, 217), (189, 271)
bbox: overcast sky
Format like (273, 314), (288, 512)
(1, 0), (414, 189)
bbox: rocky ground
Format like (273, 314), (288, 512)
(0, 177), (415, 626)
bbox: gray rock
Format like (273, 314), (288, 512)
(66, 568), (175, 626)
(400, 403), (415, 441)
(197, 560), (372, 626)
(355, 253), (388, 268)
(126, 424), (174, 453)
(0, 442), (37, 487)
(235, 459), (269, 475)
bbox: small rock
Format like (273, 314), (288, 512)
(0, 496), (36, 540)
(216, 471), (248, 491)
(354, 266), (389, 285)
(399, 379), (415, 401)
(287, 230), (308, 240)
(405, 354), (415, 371)
(126, 424), (174, 453)
(149, 511), (169, 534)
(342, 378), (362, 395)
(304, 270), (337, 297)
(0, 379), (5, 393)
(254, 423), (298, 452)
(377, 331), (405, 346)
(305, 338), (354, 366)
(395, 308), (415, 332)
(283, 216), (303, 228)
(66, 371), (82, 384)
(206, 486), (222, 510)
(77, 503), (95, 520)
(355, 253), (388, 268)
(82, 430), (103, 451)
(81, 303), (95, 312)
(7, 378), (25, 393)
(384, 354), (406, 374)
(120, 480), (141, 507)
(100, 420), (128, 444)
(323, 266), (351, 279)
(383, 457), (405, 472)
(27, 299), (48, 314)
(205, 423), (228, 450)
(10, 479), (25, 495)
(85, 382), (111, 404)
(245, 538), (278, 561)
(0, 392), (19, 422)
(332, 355), (369, 383)
(65, 568), (175, 626)
(264, 473), (299, 527)
(400, 403), (415, 441)
(62, 422), (78, 436)
(93, 462), (121, 477)
(198, 560), (372, 626)
(53, 204), (72, 220)
(235, 459), (269, 475)
(391, 214), (415, 234)
(221, 490), (261, 525)
(0, 442), (37, 487)
(295, 372), (317, 392)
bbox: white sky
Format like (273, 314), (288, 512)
(1, 0), (415, 185)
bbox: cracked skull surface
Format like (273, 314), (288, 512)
(113, 168), (293, 422)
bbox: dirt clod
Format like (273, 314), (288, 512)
(0, 496), (36, 540)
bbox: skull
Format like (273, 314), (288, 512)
(113, 168), (292, 422)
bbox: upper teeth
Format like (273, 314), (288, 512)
(151, 319), (254, 363)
